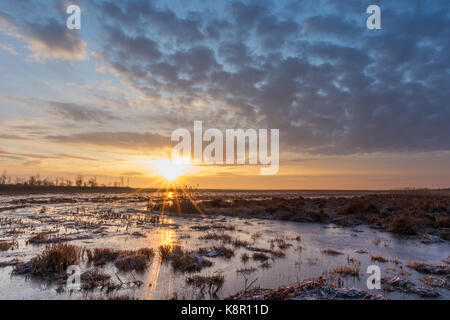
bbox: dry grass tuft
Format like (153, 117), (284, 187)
(86, 248), (121, 266)
(408, 259), (450, 275)
(81, 268), (111, 290)
(232, 238), (250, 248)
(321, 248), (343, 256)
(185, 274), (225, 296)
(331, 265), (361, 278)
(199, 232), (232, 243)
(370, 255), (388, 263)
(240, 253), (250, 263)
(114, 254), (149, 272)
(271, 250), (286, 259)
(197, 245), (235, 259)
(159, 245), (213, 273)
(0, 240), (15, 251)
(27, 233), (50, 244)
(252, 252), (270, 262)
(86, 247), (154, 272)
(13, 243), (82, 279)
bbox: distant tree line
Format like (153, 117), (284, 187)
(0, 170), (130, 188)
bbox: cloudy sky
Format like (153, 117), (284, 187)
(0, 0), (449, 189)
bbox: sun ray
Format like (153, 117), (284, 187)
(176, 181), (206, 216)
(152, 157), (191, 182)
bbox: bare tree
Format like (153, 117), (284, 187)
(28, 176), (36, 186)
(0, 170), (7, 185)
(88, 176), (97, 188)
(75, 175), (83, 187)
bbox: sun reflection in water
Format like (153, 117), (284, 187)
(142, 227), (177, 299)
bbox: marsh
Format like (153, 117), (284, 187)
(0, 190), (448, 300)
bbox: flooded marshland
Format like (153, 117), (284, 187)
(0, 191), (449, 300)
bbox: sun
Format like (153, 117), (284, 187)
(153, 157), (191, 181)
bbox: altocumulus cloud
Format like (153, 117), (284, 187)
(0, 9), (86, 61)
(1, 0), (449, 158)
(46, 131), (169, 150)
(90, 0), (450, 156)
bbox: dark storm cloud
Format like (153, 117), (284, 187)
(92, 0), (450, 155)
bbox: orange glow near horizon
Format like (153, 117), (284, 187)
(152, 157), (192, 182)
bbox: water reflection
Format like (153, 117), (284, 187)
(142, 227), (177, 299)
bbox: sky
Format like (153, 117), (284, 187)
(0, 0), (449, 190)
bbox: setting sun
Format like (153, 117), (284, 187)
(153, 157), (191, 181)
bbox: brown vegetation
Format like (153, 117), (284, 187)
(0, 240), (15, 251)
(331, 265), (360, 278)
(371, 255), (389, 263)
(13, 243), (82, 279)
(321, 248), (343, 256)
(159, 245), (213, 273)
(86, 247), (154, 272)
(203, 193), (450, 240)
(407, 260), (450, 275)
(227, 277), (386, 300)
(197, 246), (235, 259)
(185, 274), (225, 296)
(252, 252), (270, 262)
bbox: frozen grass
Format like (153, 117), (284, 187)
(370, 255), (388, 263)
(185, 274), (225, 296)
(159, 245), (213, 273)
(236, 267), (257, 274)
(331, 265), (361, 278)
(252, 252), (270, 262)
(199, 232), (232, 243)
(232, 238), (250, 248)
(321, 248), (343, 256)
(271, 250), (286, 259)
(0, 240), (14, 251)
(114, 253), (151, 272)
(13, 243), (82, 279)
(81, 268), (111, 290)
(408, 259), (450, 275)
(227, 277), (387, 300)
(419, 275), (450, 289)
(85, 247), (154, 271)
(86, 248), (122, 265)
(205, 193), (450, 240)
(197, 245), (235, 259)
(27, 232), (49, 244)
(240, 253), (250, 263)
(269, 237), (293, 250)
